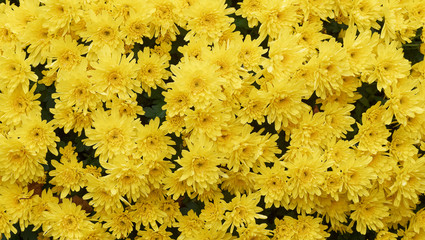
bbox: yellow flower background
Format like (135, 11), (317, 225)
(0, 0), (425, 239)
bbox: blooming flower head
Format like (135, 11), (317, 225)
(257, 0), (302, 40)
(135, 117), (176, 160)
(221, 169), (256, 196)
(103, 158), (150, 203)
(366, 41), (411, 92)
(105, 95), (145, 119)
(383, 77), (425, 126)
(90, 50), (140, 100)
(343, 26), (379, 75)
(273, 214), (330, 240)
(12, 116), (60, 156)
(102, 209), (134, 239)
(42, 198), (94, 240)
(136, 225), (173, 240)
(306, 38), (352, 99)
(130, 196), (167, 230)
(46, 35), (88, 75)
(237, 223), (272, 240)
(265, 79), (310, 131)
(354, 120), (391, 155)
(0, 47), (37, 93)
(78, 10), (124, 58)
(49, 157), (86, 199)
(175, 210), (205, 239)
(168, 58), (226, 109)
(256, 163), (290, 208)
(176, 135), (226, 194)
(235, 0), (265, 27)
(184, 103), (232, 141)
(148, 0), (181, 40)
(284, 149), (330, 201)
(184, 0), (234, 42)
(83, 175), (125, 215)
(0, 206), (17, 239)
(136, 47), (170, 96)
(39, 0), (82, 35)
(223, 193), (266, 233)
(83, 109), (138, 164)
(388, 156), (425, 207)
(0, 84), (41, 127)
(349, 188), (390, 234)
(0, 134), (46, 185)
(339, 152), (377, 203)
(0, 183), (34, 230)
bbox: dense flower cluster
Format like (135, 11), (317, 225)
(0, 0), (425, 239)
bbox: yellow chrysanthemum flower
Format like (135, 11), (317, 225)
(46, 35), (88, 75)
(0, 206), (17, 240)
(106, 95), (145, 119)
(184, 0), (234, 42)
(348, 0), (383, 31)
(12, 116), (60, 156)
(102, 209), (134, 239)
(0, 136), (46, 185)
(185, 104), (232, 141)
(235, 0), (264, 28)
(237, 223), (272, 240)
(168, 59), (226, 108)
(257, 0), (302, 40)
(273, 214), (330, 240)
(343, 26), (379, 75)
(83, 174), (126, 215)
(136, 47), (170, 96)
(0, 47), (37, 93)
(306, 38), (352, 99)
(175, 210), (205, 239)
(199, 200), (226, 230)
(349, 188), (390, 234)
(265, 79), (310, 131)
(265, 33), (308, 79)
(148, 0), (181, 40)
(29, 189), (59, 231)
(354, 120), (391, 155)
(83, 109), (138, 164)
(39, 0), (82, 35)
(90, 50), (140, 100)
(78, 10), (124, 58)
(135, 117), (176, 160)
(81, 222), (115, 240)
(159, 197), (182, 227)
(176, 135), (226, 194)
(49, 157), (86, 199)
(0, 183), (35, 230)
(103, 158), (150, 203)
(223, 193), (266, 233)
(121, 9), (154, 45)
(389, 156), (425, 207)
(163, 169), (195, 200)
(130, 196), (167, 231)
(366, 41), (411, 92)
(383, 78), (425, 126)
(338, 152), (377, 203)
(221, 169), (256, 196)
(0, 84), (41, 127)
(20, 18), (56, 66)
(285, 149), (330, 201)
(226, 125), (263, 173)
(136, 225), (173, 240)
